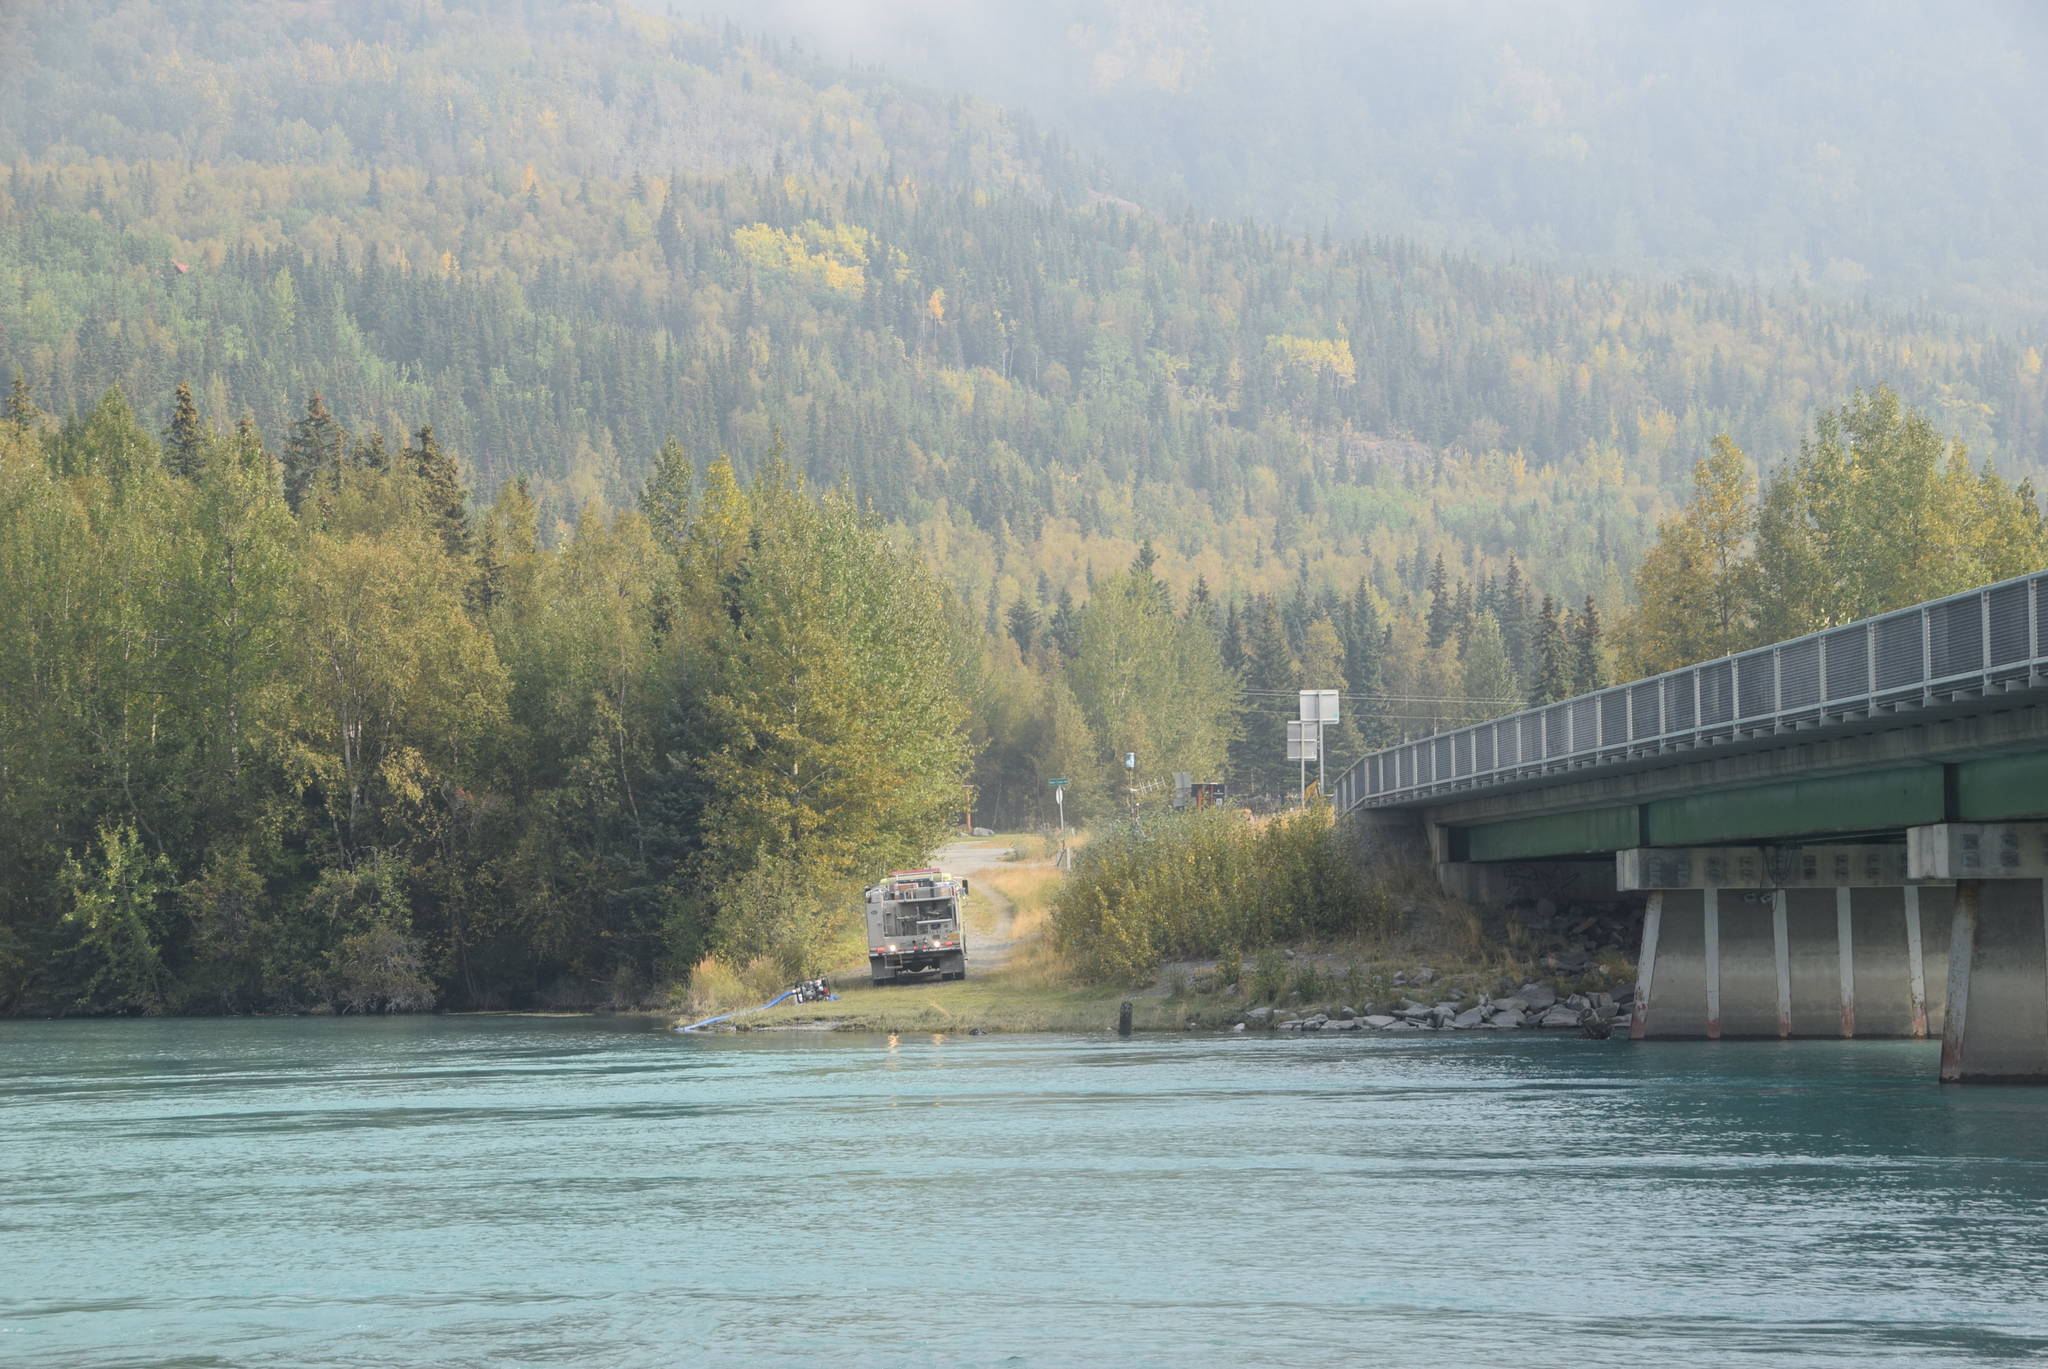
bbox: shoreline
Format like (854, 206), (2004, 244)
(684, 953), (1636, 1037)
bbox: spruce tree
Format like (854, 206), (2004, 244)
(1048, 589), (1080, 658)
(1499, 554), (1529, 676)
(1425, 553), (1453, 648)
(639, 436), (693, 554)
(232, 414), (268, 473)
(1450, 580), (1474, 652)
(1005, 600), (1040, 654)
(404, 424), (470, 555)
(1234, 594), (1295, 792)
(1342, 579), (1390, 746)
(1219, 600), (1245, 676)
(354, 431), (391, 473)
(1531, 595), (1570, 704)
(6, 370), (38, 431)
(282, 392), (347, 513)
(163, 382), (206, 478)
(1571, 596), (1605, 694)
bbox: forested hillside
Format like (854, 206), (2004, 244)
(5, 0), (2046, 632)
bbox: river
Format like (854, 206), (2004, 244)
(4, 1016), (2047, 1367)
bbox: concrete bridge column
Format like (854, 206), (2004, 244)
(1909, 825), (2048, 1084)
(1619, 847), (1950, 1041)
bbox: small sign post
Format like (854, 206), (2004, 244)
(1286, 720), (1319, 805)
(1299, 689), (1339, 798)
(1048, 777), (1068, 836)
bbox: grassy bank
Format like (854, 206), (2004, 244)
(675, 827), (1633, 1036)
(727, 976), (1153, 1035)
(711, 940), (1634, 1036)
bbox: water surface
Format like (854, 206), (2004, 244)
(5, 1017), (2047, 1367)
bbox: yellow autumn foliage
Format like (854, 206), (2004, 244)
(731, 220), (870, 297)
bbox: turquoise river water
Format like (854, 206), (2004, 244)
(5, 1016), (2048, 1367)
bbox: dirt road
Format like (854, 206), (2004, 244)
(933, 837), (1039, 973)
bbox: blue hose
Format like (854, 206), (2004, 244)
(675, 986), (837, 1033)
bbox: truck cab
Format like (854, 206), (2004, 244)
(865, 869), (969, 985)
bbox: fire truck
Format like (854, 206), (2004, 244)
(864, 869), (968, 985)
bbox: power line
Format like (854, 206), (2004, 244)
(1238, 688), (1523, 705)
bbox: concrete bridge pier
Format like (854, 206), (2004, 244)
(1628, 883), (1951, 1042)
(1620, 846), (1951, 1042)
(1910, 825), (2048, 1084)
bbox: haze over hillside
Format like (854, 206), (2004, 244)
(678, 0), (2048, 317)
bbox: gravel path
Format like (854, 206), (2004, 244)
(933, 838), (1036, 973)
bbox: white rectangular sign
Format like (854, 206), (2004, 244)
(1299, 689), (1339, 724)
(1286, 719), (1319, 761)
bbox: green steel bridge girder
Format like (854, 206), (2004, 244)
(1448, 750), (2048, 863)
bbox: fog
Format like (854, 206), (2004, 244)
(665, 0), (2048, 314)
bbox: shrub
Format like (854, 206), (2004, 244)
(1248, 948), (1288, 1002)
(329, 924), (436, 1014)
(709, 851), (858, 980)
(57, 822), (174, 1014)
(1049, 803), (1392, 982)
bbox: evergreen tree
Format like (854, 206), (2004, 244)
(163, 381), (206, 478)
(638, 436), (693, 554)
(1185, 575), (1217, 631)
(281, 392), (347, 513)
(1219, 600), (1245, 676)
(1232, 594), (1295, 792)
(353, 431), (391, 473)
(1530, 594), (1569, 704)
(1341, 580), (1390, 746)
(1499, 554), (1530, 677)
(232, 413), (266, 470)
(1571, 596), (1604, 694)
(403, 424), (470, 555)
(1005, 599), (1040, 654)
(5, 371), (36, 431)
(1048, 588), (1080, 658)
(1425, 554), (1453, 648)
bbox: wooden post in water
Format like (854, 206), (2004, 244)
(1117, 1001), (1133, 1037)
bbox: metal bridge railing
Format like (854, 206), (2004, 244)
(1334, 568), (2048, 813)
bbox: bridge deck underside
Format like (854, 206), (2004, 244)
(1450, 746), (2048, 863)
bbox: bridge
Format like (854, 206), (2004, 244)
(1333, 569), (2048, 1083)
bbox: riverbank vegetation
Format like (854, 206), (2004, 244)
(1046, 804), (1456, 983)
(0, 398), (973, 1015)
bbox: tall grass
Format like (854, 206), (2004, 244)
(680, 953), (791, 1017)
(975, 864), (1061, 938)
(1049, 804), (1394, 982)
